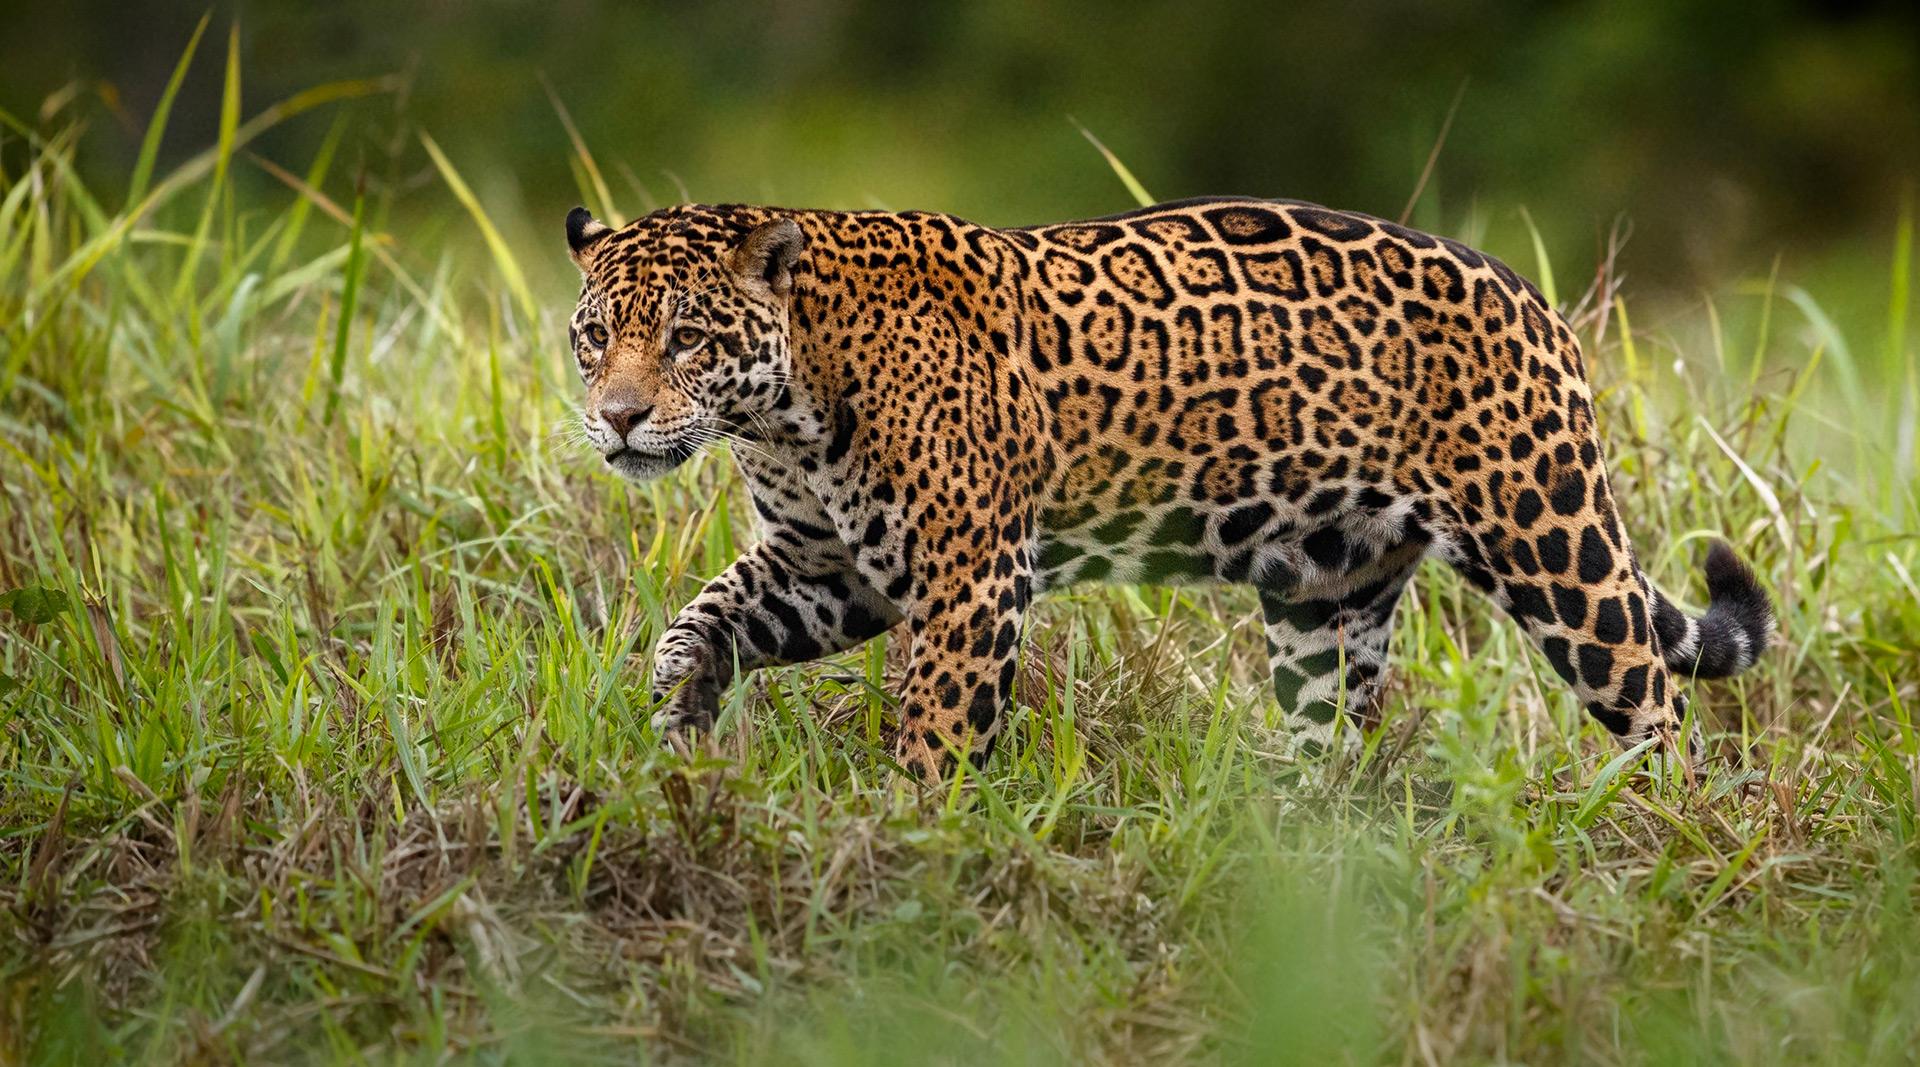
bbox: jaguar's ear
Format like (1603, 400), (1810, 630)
(726, 217), (806, 297)
(566, 206), (612, 269)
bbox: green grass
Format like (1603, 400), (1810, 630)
(3, 76), (1919, 1065)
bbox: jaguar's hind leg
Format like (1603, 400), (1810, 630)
(1258, 541), (1424, 760)
(1443, 476), (1691, 754)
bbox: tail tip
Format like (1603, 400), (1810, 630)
(1703, 540), (1749, 591)
(1701, 539), (1775, 648)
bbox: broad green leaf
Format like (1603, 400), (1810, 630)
(0, 585), (73, 626)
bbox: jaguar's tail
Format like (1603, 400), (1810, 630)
(1645, 541), (1774, 680)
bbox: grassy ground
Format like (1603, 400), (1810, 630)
(3, 67), (1920, 1064)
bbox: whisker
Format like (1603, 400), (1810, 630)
(697, 417), (796, 473)
(742, 408), (788, 450)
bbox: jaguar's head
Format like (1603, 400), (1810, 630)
(564, 205), (807, 481)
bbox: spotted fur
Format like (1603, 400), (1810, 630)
(562, 197), (1774, 779)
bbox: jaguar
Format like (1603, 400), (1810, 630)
(562, 196), (1773, 780)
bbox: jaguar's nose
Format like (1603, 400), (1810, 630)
(599, 402), (652, 440)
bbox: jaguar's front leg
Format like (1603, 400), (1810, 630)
(650, 536), (898, 734)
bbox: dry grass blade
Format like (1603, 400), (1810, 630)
(1401, 78), (1469, 225)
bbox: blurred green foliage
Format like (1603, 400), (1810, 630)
(3, 0), (1915, 291)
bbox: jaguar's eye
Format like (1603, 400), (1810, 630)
(584, 323), (609, 348)
(672, 326), (706, 351)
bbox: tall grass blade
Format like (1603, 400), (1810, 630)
(126, 13), (210, 208)
(419, 130), (539, 326)
(323, 183), (367, 426)
(1888, 195), (1914, 495)
(1784, 284), (1862, 410)
(269, 114), (346, 272)
(1519, 206), (1559, 309)
(1073, 119), (1154, 208)
(1400, 78), (1468, 225)
(169, 23), (243, 313)
(542, 76), (618, 224)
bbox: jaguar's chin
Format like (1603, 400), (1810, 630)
(603, 446), (692, 482)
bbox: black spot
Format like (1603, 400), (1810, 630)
(1303, 527), (1348, 569)
(1378, 221), (1439, 249)
(1305, 487), (1346, 516)
(743, 615), (779, 658)
(1588, 701), (1632, 735)
(1357, 487), (1395, 510)
(1511, 539), (1540, 575)
(1550, 472), (1586, 517)
(1507, 583), (1552, 623)
(1551, 584), (1588, 627)
(1577, 643), (1615, 689)
(1458, 563), (1497, 593)
(1218, 502), (1274, 545)
(968, 618), (993, 657)
(825, 403), (858, 463)
(1092, 511), (1143, 545)
(1513, 489), (1544, 529)
(1200, 204), (1292, 244)
(1543, 636), (1578, 684)
(1577, 526), (1613, 584)
(967, 684), (999, 732)
(1074, 556), (1113, 583)
(1150, 507), (1206, 546)
(1219, 550), (1253, 582)
(842, 601), (890, 640)
(1140, 550), (1210, 582)
(1290, 206), (1374, 241)
(1593, 598), (1628, 644)
(768, 601), (824, 662)
(993, 620), (1018, 658)
(1437, 236), (1486, 270)
(1537, 528), (1571, 574)
(1617, 663), (1649, 707)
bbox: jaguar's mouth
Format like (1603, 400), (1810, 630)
(603, 445), (691, 481)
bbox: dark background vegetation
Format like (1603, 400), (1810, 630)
(6, 0), (1917, 290)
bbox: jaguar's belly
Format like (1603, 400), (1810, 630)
(1032, 447), (1433, 596)
(1033, 510), (1221, 589)
(1033, 503), (1384, 595)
